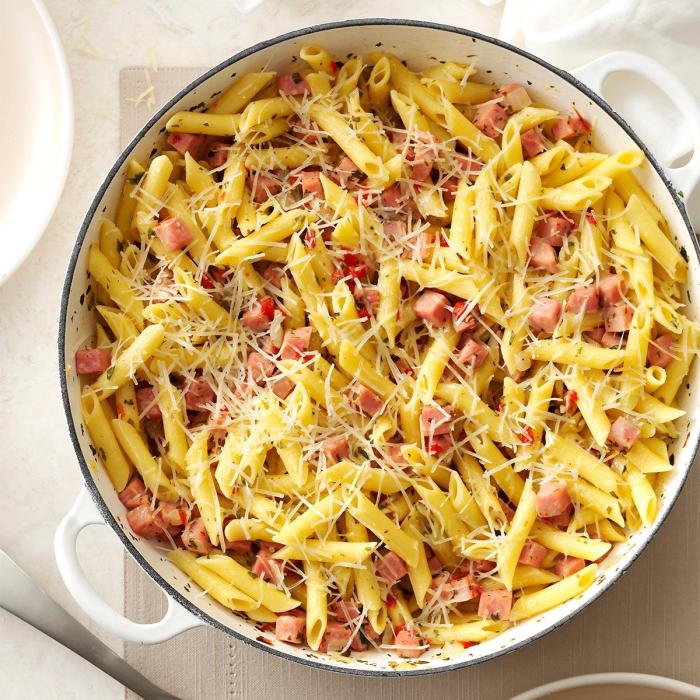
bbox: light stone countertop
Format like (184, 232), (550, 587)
(0, 2), (501, 698)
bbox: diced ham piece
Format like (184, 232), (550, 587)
(551, 114), (592, 141)
(414, 290), (451, 326)
(166, 132), (205, 157)
(206, 140), (230, 169)
(126, 504), (163, 539)
(319, 621), (353, 653)
(184, 380), (215, 411)
(452, 301), (481, 332)
(425, 433), (452, 456)
(528, 298), (561, 333)
(394, 629), (427, 658)
(598, 273), (626, 306)
(158, 501), (190, 529)
(647, 334), (675, 368)
(275, 614), (306, 644)
(521, 128), (546, 158)
(386, 444), (409, 467)
(300, 170), (323, 197)
(529, 237), (559, 274)
(383, 220), (408, 241)
(458, 338), (489, 369)
(334, 156), (363, 189)
(536, 479), (571, 518)
(75, 348), (111, 375)
(567, 285), (599, 314)
(251, 549), (284, 582)
(155, 217), (194, 252)
(534, 214), (574, 248)
(411, 160), (433, 184)
(331, 600), (361, 623)
(603, 304), (633, 332)
(280, 326), (313, 360)
(563, 389), (579, 415)
(354, 286), (380, 315)
(585, 326), (625, 348)
(118, 475), (149, 510)
(181, 518), (212, 555)
(249, 173), (282, 203)
(272, 377), (295, 399)
(241, 296), (276, 331)
(420, 405), (453, 436)
(247, 351), (274, 384)
(449, 575), (479, 603)
(262, 264), (284, 288)
(474, 102), (509, 139)
(543, 510), (572, 530)
(322, 436), (350, 464)
(352, 384), (384, 416)
(276, 73), (309, 96)
(608, 416), (640, 449)
(518, 540), (548, 568)
(289, 115), (320, 144)
(478, 589), (513, 621)
(381, 183), (402, 210)
(554, 556), (586, 578)
(136, 386), (162, 420)
(374, 551), (409, 586)
(496, 84), (532, 113)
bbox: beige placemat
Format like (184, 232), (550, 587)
(121, 66), (700, 700)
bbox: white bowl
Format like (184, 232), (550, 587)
(56, 19), (700, 676)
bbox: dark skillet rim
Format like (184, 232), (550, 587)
(58, 18), (700, 677)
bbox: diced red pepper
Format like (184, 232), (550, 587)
(519, 426), (535, 445)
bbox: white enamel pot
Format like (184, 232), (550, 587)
(55, 19), (700, 676)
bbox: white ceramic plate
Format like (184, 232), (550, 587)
(509, 673), (700, 700)
(0, 0), (73, 285)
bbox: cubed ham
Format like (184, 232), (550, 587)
(603, 304), (633, 332)
(394, 629), (427, 658)
(334, 156), (363, 189)
(411, 160), (433, 184)
(249, 173), (282, 203)
(247, 351), (274, 384)
(241, 296), (276, 331)
(414, 290), (451, 326)
(158, 501), (190, 529)
(184, 380), (215, 411)
(518, 540), (548, 568)
(331, 600), (361, 623)
(563, 389), (579, 415)
(126, 504), (163, 539)
(352, 384), (384, 416)
(166, 132), (205, 157)
(554, 556), (586, 578)
(275, 614), (306, 644)
(383, 219), (408, 241)
(224, 539), (253, 554)
(374, 551), (409, 586)
(118, 475), (149, 510)
(585, 326), (624, 348)
(251, 549), (284, 582)
(567, 285), (599, 314)
(262, 264), (284, 288)
(449, 575), (479, 603)
(280, 326), (313, 360)
(474, 102), (509, 139)
(551, 114), (591, 141)
(543, 510), (572, 529)
(381, 183), (402, 210)
(608, 416), (640, 449)
(289, 115), (320, 144)
(646, 334), (674, 368)
(529, 237), (560, 274)
(206, 140), (230, 169)
(534, 214), (574, 248)
(272, 377), (295, 399)
(75, 348), (111, 375)
(452, 301), (481, 333)
(598, 272), (626, 306)
(276, 72), (309, 96)
(322, 436), (350, 464)
(181, 518), (212, 555)
(454, 153), (483, 178)
(536, 479), (571, 518)
(386, 444), (408, 467)
(458, 338), (489, 369)
(496, 84), (532, 113)
(420, 405), (453, 436)
(478, 589), (513, 621)
(319, 621), (353, 653)
(528, 298), (561, 333)
(425, 433), (452, 456)
(155, 217), (194, 252)
(521, 128), (546, 158)
(136, 386), (162, 420)
(300, 170), (323, 197)
(442, 176), (460, 202)
(354, 286), (380, 316)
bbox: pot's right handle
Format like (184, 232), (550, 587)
(54, 489), (203, 644)
(573, 51), (700, 198)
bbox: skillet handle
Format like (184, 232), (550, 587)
(54, 489), (203, 644)
(573, 50), (700, 198)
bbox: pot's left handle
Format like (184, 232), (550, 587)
(573, 50), (700, 198)
(54, 489), (203, 644)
